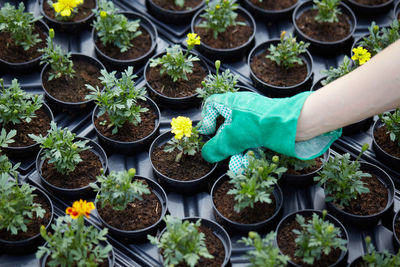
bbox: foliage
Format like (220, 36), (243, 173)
(227, 150), (287, 212)
(196, 60), (239, 101)
(29, 122), (90, 175)
(361, 236), (400, 267)
(267, 31), (310, 69)
(175, 0), (184, 7)
(314, 144), (371, 206)
(379, 109), (400, 146)
(85, 66), (148, 135)
(0, 173), (45, 235)
(93, 0), (142, 53)
(0, 129), (19, 178)
(0, 78), (43, 126)
(313, 0), (341, 23)
(0, 2), (41, 51)
(239, 231), (290, 267)
(321, 56), (353, 86)
(264, 149), (317, 172)
(351, 47), (371, 66)
(39, 29), (75, 81)
(91, 168), (150, 211)
(49, 0), (83, 19)
(293, 210), (347, 265)
(148, 216), (213, 267)
(197, 0), (245, 39)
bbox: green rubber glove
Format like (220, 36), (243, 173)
(198, 92), (341, 168)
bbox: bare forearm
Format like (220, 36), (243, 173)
(296, 39), (400, 141)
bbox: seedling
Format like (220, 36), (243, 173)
(48, 0), (83, 19)
(361, 236), (400, 266)
(29, 122), (90, 175)
(0, 129), (19, 178)
(321, 56), (353, 86)
(313, 0), (341, 24)
(85, 66), (148, 135)
(147, 215), (213, 267)
(379, 108), (400, 146)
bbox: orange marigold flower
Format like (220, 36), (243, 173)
(66, 199), (95, 219)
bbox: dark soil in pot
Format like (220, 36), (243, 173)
(42, 0), (96, 22)
(152, 0), (203, 11)
(374, 124), (400, 158)
(194, 15), (253, 49)
(248, 0), (297, 10)
(286, 157), (323, 175)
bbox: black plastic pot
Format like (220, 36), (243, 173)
(293, 1), (357, 55)
(145, 50), (209, 109)
(395, 1), (400, 19)
(248, 39), (314, 97)
(275, 209), (349, 267)
(0, 186), (54, 254)
(311, 77), (373, 135)
(93, 11), (158, 71)
(344, 0), (394, 16)
(39, 0), (97, 33)
(0, 19), (49, 74)
(279, 149), (330, 188)
(191, 7), (256, 62)
(325, 162), (395, 228)
(3, 103), (54, 159)
(146, 0), (205, 24)
(211, 174), (283, 235)
(392, 209), (400, 250)
(149, 131), (218, 194)
(372, 119), (400, 172)
(36, 137), (108, 200)
(242, 0), (299, 20)
(92, 96), (161, 155)
(157, 217), (232, 267)
(40, 53), (105, 114)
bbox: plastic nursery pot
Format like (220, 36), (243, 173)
(40, 0), (97, 33)
(156, 217), (232, 267)
(40, 53), (106, 114)
(248, 39), (314, 97)
(144, 50), (210, 110)
(0, 19), (49, 74)
(242, 0), (299, 21)
(149, 131), (218, 195)
(344, 0), (394, 15)
(92, 96), (161, 155)
(93, 11), (158, 71)
(279, 149), (330, 188)
(275, 209), (349, 267)
(325, 162), (394, 228)
(395, 1), (400, 20)
(210, 174), (283, 236)
(0, 186), (54, 254)
(311, 77), (373, 135)
(191, 7), (256, 62)
(372, 119), (400, 172)
(292, 0), (357, 55)
(36, 137), (109, 200)
(146, 0), (205, 25)
(392, 209), (400, 250)
(3, 103), (54, 159)
(95, 175), (168, 243)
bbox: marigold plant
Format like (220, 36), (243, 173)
(362, 236), (400, 266)
(0, 129), (19, 177)
(49, 0), (83, 18)
(321, 56), (353, 86)
(264, 149), (317, 172)
(313, 0), (341, 23)
(379, 109), (400, 146)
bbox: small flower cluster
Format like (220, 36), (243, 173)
(379, 109), (400, 146)
(313, 0), (342, 24)
(50, 0), (83, 18)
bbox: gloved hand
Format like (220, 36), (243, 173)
(198, 92), (341, 172)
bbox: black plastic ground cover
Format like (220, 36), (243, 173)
(1, 0), (400, 266)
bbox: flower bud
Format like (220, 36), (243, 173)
(248, 231), (257, 239)
(49, 28), (55, 39)
(361, 143), (369, 152)
(322, 209), (327, 218)
(247, 151), (254, 157)
(258, 167), (264, 173)
(128, 168), (136, 177)
(100, 168), (104, 174)
(100, 10), (107, 18)
(13, 109), (18, 114)
(215, 60), (221, 70)
(71, 144), (77, 149)
(327, 225), (334, 233)
(373, 25), (379, 32)
(272, 155), (279, 163)
(280, 31), (286, 39)
(270, 163), (277, 169)
(365, 236), (371, 244)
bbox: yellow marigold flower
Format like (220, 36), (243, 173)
(351, 47), (371, 65)
(100, 10), (107, 18)
(216, 4), (221, 9)
(66, 199), (95, 219)
(52, 0), (83, 17)
(171, 116), (192, 140)
(186, 33), (201, 47)
(280, 31), (286, 39)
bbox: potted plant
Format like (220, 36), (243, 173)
(36, 199), (114, 267)
(239, 231), (290, 266)
(148, 215), (231, 267)
(211, 150), (285, 235)
(276, 209), (348, 267)
(0, 78), (53, 158)
(314, 144), (395, 227)
(292, 0), (356, 54)
(191, 0), (256, 61)
(344, 0), (394, 15)
(146, 0), (205, 24)
(39, 28), (105, 113)
(0, 2), (48, 73)
(0, 171), (54, 254)
(242, 0), (299, 21)
(145, 33), (209, 109)
(31, 121), (108, 199)
(248, 31), (313, 97)
(90, 168), (168, 242)
(92, 0), (157, 71)
(86, 66), (160, 155)
(149, 116), (217, 194)
(373, 109), (400, 171)
(40, 0), (97, 32)
(0, 129), (19, 177)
